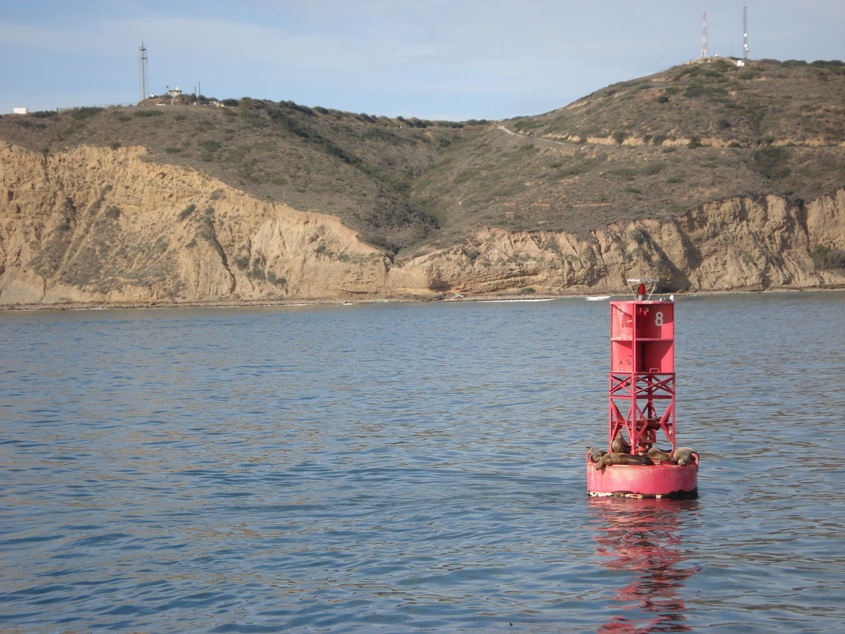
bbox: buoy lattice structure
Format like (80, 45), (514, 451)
(587, 279), (698, 499)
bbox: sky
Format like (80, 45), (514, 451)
(1, 0), (843, 120)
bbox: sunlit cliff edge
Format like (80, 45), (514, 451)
(1, 141), (843, 309)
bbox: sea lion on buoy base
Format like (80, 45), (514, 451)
(594, 452), (654, 470)
(647, 447), (673, 462)
(611, 432), (631, 454)
(587, 446), (607, 463)
(672, 447), (698, 466)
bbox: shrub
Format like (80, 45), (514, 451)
(676, 65), (700, 79)
(178, 204), (196, 221)
(684, 84), (707, 98)
(239, 97), (265, 109)
(810, 244), (845, 269)
(232, 255), (249, 269)
(754, 146), (790, 179)
(810, 60), (845, 70)
(71, 107), (103, 120)
(132, 109), (164, 117)
(641, 162), (666, 176)
(266, 271), (287, 288)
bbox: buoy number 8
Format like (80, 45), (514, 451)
(655, 311), (664, 327)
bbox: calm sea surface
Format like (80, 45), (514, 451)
(2, 293), (844, 633)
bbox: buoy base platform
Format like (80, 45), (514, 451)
(586, 454), (698, 499)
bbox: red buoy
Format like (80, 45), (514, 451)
(587, 279), (698, 498)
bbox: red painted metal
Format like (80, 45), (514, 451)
(609, 300), (676, 454)
(586, 453), (698, 499)
(587, 280), (698, 498)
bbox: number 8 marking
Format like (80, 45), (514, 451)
(655, 311), (664, 327)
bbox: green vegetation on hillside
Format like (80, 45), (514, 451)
(514, 59), (845, 147)
(410, 58), (845, 246)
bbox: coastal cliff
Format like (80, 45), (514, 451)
(403, 189), (845, 295)
(1, 141), (842, 308)
(0, 142), (390, 306)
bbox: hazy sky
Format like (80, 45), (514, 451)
(1, 0), (843, 119)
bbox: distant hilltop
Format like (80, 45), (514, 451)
(1, 59), (843, 309)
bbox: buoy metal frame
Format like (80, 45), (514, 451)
(587, 279), (698, 499)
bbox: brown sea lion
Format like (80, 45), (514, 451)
(647, 447), (673, 462)
(587, 446), (607, 463)
(611, 432), (631, 454)
(595, 452), (654, 470)
(672, 447), (698, 466)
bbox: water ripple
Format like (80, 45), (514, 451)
(1, 294), (844, 632)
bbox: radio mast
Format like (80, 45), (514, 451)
(139, 42), (149, 103)
(701, 10), (708, 59)
(743, 4), (750, 62)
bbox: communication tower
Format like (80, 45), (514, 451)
(700, 10), (708, 59)
(743, 3), (750, 62)
(139, 42), (149, 103)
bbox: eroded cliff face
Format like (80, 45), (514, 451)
(0, 142), (390, 306)
(1, 141), (842, 308)
(398, 190), (845, 295)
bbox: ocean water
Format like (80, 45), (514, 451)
(1, 292), (844, 633)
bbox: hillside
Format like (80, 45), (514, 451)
(0, 59), (844, 307)
(409, 58), (845, 249)
(0, 99), (481, 254)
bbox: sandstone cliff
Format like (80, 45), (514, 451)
(0, 142), (391, 306)
(1, 142), (842, 308)
(404, 190), (845, 295)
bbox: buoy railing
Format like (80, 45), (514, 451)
(609, 371), (676, 454)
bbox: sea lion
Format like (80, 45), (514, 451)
(672, 447), (697, 466)
(611, 431), (631, 454)
(595, 452), (654, 470)
(647, 447), (673, 462)
(587, 446), (607, 463)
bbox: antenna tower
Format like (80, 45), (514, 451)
(139, 42), (149, 103)
(701, 10), (708, 59)
(743, 3), (749, 62)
